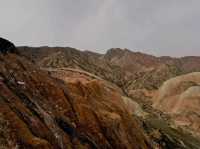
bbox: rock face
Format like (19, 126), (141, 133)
(0, 53), (150, 148)
(154, 72), (200, 136)
(0, 37), (17, 54)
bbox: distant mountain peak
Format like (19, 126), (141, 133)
(106, 48), (130, 55)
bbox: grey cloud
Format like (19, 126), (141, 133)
(0, 0), (200, 56)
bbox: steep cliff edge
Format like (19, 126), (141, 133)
(0, 53), (150, 148)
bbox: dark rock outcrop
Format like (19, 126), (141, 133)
(0, 37), (17, 54)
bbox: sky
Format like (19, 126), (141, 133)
(0, 0), (200, 56)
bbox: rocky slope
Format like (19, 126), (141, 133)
(17, 46), (200, 148)
(0, 53), (150, 148)
(37, 64), (200, 149)
(0, 40), (199, 148)
(19, 47), (127, 90)
(45, 65), (200, 149)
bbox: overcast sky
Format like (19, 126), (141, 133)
(0, 0), (200, 56)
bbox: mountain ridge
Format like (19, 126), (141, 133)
(1, 41), (200, 148)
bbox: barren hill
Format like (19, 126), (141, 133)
(18, 47), (200, 96)
(4, 45), (199, 148)
(0, 53), (150, 148)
